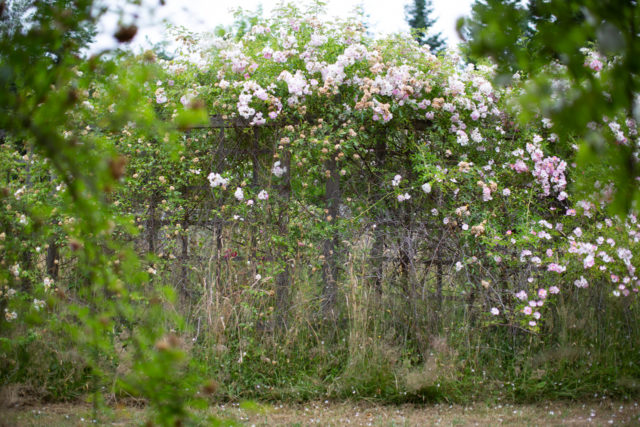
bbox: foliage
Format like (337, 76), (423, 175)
(460, 0), (640, 213)
(0, 0), (209, 424)
(103, 1), (637, 402)
(0, 0), (639, 418)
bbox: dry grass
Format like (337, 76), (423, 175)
(3, 399), (640, 426)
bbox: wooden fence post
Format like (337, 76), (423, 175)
(321, 156), (341, 320)
(275, 148), (291, 327)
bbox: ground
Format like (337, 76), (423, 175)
(2, 399), (639, 426)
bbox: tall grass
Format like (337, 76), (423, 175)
(2, 220), (638, 405)
(170, 225), (640, 404)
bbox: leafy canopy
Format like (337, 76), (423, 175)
(460, 0), (640, 214)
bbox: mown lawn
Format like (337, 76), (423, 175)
(3, 399), (639, 426)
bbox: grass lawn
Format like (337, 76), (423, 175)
(2, 399), (639, 426)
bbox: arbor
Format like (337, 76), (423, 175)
(99, 4), (638, 401)
(405, 0), (446, 53)
(460, 0), (640, 213)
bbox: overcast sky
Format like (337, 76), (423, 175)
(90, 0), (475, 54)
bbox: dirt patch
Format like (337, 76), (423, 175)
(219, 400), (640, 426)
(3, 399), (639, 426)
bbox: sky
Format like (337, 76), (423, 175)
(90, 0), (475, 54)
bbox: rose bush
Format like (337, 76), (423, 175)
(2, 2), (639, 407)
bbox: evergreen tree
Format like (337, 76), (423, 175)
(405, 0), (446, 53)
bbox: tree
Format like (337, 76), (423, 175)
(405, 0), (446, 53)
(0, 0), (204, 423)
(460, 0), (640, 214)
